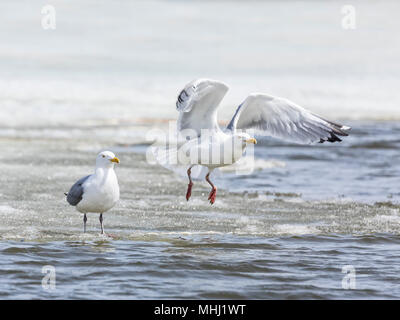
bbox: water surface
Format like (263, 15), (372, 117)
(0, 0), (400, 299)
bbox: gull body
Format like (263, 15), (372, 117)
(66, 151), (120, 234)
(76, 164), (119, 214)
(180, 130), (250, 169)
(172, 78), (350, 204)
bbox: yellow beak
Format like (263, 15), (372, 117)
(110, 157), (120, 164)
(245, 138), (257, 144)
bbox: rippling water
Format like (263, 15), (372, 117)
(2, 234), (400, 299)
(1, 0), (400, 299)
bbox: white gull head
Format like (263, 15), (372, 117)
(96, 151), (120, 169)
(232, 132), (257, 149)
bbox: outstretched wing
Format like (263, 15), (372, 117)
(176, 78), (229, 138)
(66, 175), (91, 206)
(227, 93), (350, 144)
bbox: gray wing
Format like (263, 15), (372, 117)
(176, 78), (229, 138)
(66, 175), (91, 206)
(227, 93), (350, 144)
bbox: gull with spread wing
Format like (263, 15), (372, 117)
(174, 78), (350, 204)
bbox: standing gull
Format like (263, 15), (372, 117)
(65, 151), (120, 234)
(172, 78), (351, 204)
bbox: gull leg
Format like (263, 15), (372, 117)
(99, 213), (104, 235)
(98, 213), (117, 239)
(205, 170), (217, 205)
(83, 214), (87, 233)
(186, 166), (194, 201)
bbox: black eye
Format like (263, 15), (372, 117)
(102, 155), (105, 158)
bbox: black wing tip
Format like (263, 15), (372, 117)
(176, 89), (191, 110)
(320, 120), (351, 143)
(319, 132), (344, 143)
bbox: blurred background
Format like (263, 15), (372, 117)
(0, 0), (399, 128)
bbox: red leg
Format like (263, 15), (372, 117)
(186, 166), (193, 201)
(206, 171), (217, 205)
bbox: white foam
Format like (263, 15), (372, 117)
(220, 157), (286, 173)
(274, 224), (320, 236)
